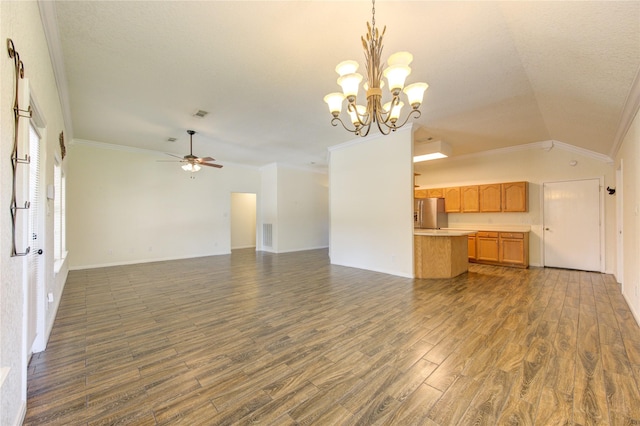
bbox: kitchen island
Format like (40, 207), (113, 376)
(414, 229), (476, 279)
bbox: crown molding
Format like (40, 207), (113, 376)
(551, 140), (614, 164)
(610, 65), (640, 159)
(441, 139), (613, 164)
(38, 0), (74, 140)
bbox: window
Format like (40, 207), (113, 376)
(53, 158), (66, 269)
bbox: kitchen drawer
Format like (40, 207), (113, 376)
(476, 231), (498, 238)
(500, 232), (524, 239)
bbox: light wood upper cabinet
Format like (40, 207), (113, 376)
(417, 181), (528, 212)
(444, 187), (461, 212)
(461, 186), (480, 212)
(427, 188), (444, 198)
(502, 182), (528, 212)
(479, 184), (501, 212)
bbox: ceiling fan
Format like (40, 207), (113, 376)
(159, 130), (223, 172)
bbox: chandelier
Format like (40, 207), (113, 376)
(324, 0), (428, 137)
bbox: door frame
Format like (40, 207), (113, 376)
(616, 161), (624, 286)
(541, 176), (605, 272)
(229, 192), (258, 250)
(29, 90), (48, 354)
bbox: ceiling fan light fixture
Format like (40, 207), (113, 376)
(182, 163), (201, 172)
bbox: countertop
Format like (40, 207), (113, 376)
(414, 229), (476, 237)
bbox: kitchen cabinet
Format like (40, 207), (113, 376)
(461, 186), (480, 212)
(427, 188), (444, 198)
(499, 232), (529, 267)
(444, 187), (461, 212)
(479, 184), (501, 212)
(414, 233), (470, 279)
(502, 182), (528, 212)
(414, 189), (428, 198)
(468, 234), (477, 260)
(469, 231), (529, 268)
(475, 231), (499, 262)
(421, 181), (528, 212)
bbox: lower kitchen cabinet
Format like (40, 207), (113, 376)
(476, 232), (499, 262)
(469, 231), (529, 268)
(467, 234), (476, 260)
(499, 232), (529, 267)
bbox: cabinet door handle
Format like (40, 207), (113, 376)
(545, 228), (550, 231)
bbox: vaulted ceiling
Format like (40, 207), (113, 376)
(44, 1), (640, 168)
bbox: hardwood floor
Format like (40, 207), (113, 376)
(24, 249), (640, 425)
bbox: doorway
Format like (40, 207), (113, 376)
(543, 178), (603, 272)
(230, 193), (257, 250)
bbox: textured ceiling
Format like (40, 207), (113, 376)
(48, 1), (640, 168)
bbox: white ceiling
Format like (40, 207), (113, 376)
(46, 1), (640, 169)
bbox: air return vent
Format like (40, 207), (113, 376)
(192, 109), (209, 118)
(262, 224), (273, 247)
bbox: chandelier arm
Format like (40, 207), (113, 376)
(378, 108), (422, 134)
(394, 108), (422, 129)
(374, 117), (393, 135)
(347, 102), (370, 127)
(331, 116), (360, 134)
(375, 95), (399, 127)
(357, 123), (371, 137)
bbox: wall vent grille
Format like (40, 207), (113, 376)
(262, 224), (273, 247)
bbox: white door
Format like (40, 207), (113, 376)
(543, 179), (602, 271)
(27, 123), (43, 355)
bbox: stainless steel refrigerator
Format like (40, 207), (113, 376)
(414, 198), (448, 229)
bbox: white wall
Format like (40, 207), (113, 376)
(1, 2), (69, 424)
(329, 126), (414, 277)
(414, 143), (616, 270)
(67, 141), (261, 268)
(277, 166), (329, 253)
(615, 109), (640, 324)
(230, 193), (256, 249)
(259, 163), (278, 251)
(259, 163), (329, 253)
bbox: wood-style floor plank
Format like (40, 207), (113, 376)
(23, 249), (640, 425)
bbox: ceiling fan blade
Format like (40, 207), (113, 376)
(197, 156), (215, 162)
(200, 162), (223, 168)
(165, 153), (184, 159)
(157, 159), (186, 163)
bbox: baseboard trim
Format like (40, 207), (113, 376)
(69, 252), (232, 270)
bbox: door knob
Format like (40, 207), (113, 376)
(37, 249), (43, 255)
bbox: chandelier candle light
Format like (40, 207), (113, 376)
(324, 0), (428, 137)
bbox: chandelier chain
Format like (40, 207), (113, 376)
(371, 0), (376, 33)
